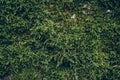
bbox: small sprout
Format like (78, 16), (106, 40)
(71, 14), (76, 19)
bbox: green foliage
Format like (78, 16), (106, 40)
(0, 0), (120, 80)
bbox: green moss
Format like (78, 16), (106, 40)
(0, 0), (120, 80)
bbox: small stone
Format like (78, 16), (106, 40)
(71, 14), (76, 19)
(82, 4), (87, 9)
(82, 11), (86, 14)
(106, 9), (112, 13)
